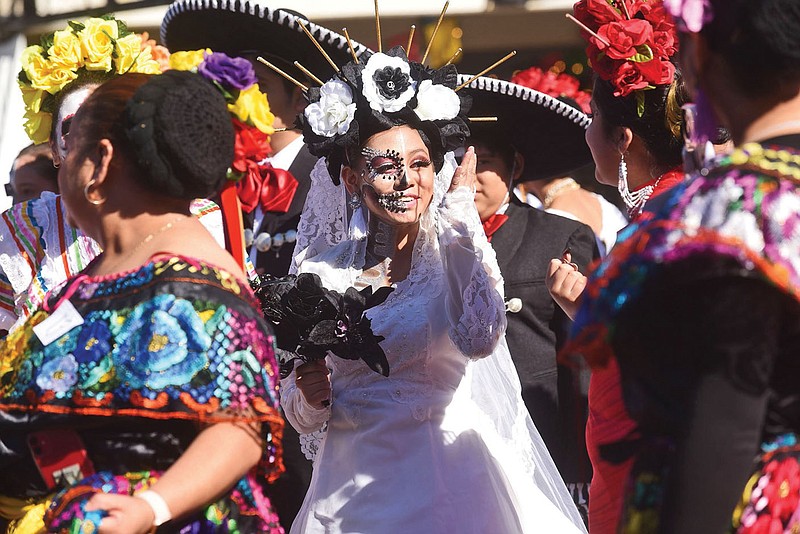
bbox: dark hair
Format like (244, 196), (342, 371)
(703, 0), (800, 98)
(592, 71), (689, 171)
(467, 126), (517, 171)
(11, 144), (57, 184)
(75, 71), (235, 200)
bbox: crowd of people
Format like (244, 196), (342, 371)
(0, 0), (797, 532)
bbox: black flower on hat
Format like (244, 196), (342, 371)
(373, 66), (411, 100)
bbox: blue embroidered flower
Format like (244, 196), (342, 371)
(113, 294), (212, 390)
(36, 354), (78, 393)
(73, 317), (112, 364)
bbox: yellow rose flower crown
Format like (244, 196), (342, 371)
(18, 15), (162, 145)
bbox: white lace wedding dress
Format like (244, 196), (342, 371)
(282, 155), (587, 533)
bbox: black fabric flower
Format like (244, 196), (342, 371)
(373, 66), (411, 100)
(251, 274), (392, 377)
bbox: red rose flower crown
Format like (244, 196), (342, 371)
(569, 0), (679, 113)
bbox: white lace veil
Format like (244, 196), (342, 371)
(290, 155), (587, 531)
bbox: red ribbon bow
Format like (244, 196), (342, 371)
(481, 213), (509, 242)
(236, 161), (299, 214)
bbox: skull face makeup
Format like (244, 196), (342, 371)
(347, 126), (435, 225)
(54, 86), (95, 162)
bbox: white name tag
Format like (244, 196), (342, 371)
(33, 300), (84, 347)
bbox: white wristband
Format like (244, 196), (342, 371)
(135, 490), (172, 526)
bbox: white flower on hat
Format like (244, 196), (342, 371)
(413, 80), (460, 122)
(361, 53), (415, 113)
(305, 79), (357, 137)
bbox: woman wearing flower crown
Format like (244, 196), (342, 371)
(0, 17), (223, 334)
(0, 71), (284, 534)
(543, 2), (689, 532)
(558, 0), (800, 532)
(278, 46), (587, 533)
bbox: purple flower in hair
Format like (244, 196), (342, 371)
(198, 52), (258, 92)
(663, 0), (714, 33)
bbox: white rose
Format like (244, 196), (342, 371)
(413, 80), (460, 121)
(305, 79), (357, 137)
(361, 52), (415, 113)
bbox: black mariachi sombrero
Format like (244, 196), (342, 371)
(161, 0), (372, 81)
(459, 75), (593, 182)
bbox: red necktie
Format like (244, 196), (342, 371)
(236, 161), (299, 214)
(482, 213), (509, 242)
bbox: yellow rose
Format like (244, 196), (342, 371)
(48, 29), (83, 71)
(228, 84), (275, 134)
(169, 49), (209, 72)
(131, 45), (163, 75)
(23, 109), (52, 146)
(113, 33), (142, 74)
(79, 18), (119, 72)
(18, 82), (44, 114)
(43, 61), (79, 93)
(20, 45), (53, 90)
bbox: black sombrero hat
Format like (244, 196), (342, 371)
(161, 0), (372, 82)
(459, 75), (593, 182)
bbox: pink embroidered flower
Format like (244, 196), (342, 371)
(663, 0), (714, 33)
(763, 457), (800, 521)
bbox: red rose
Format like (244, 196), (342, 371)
(637, 57), (675, 86)
(746, 514), (786, 534)
(652, 29), (677, 58)
(763, 458), (800, 521)
(611, 62), (649, 97)
(511, 67), (547, 92)
(587, 44), (617, 80)
(597, 19), (654, 60)
(232, 118), (271, 174)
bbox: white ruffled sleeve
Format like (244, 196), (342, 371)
(437, 186), (507, 359)
(280, 360), (331, 434)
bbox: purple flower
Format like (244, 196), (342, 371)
(198, 52), (257, 92)
(36, 354), (78, 393)
(663, 0), (714, 33)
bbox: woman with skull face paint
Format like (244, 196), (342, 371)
(279, 47), (587, 533)
(0, 17), (224, 334)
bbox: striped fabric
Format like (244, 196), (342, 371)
(0, 194), (223, 331)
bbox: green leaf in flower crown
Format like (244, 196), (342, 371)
(115, 19), (131, 37)
(39, 33), (54, 56)
(636, 91), (646, 118)
(629, 44), (654, 63)
(68, 21), (85, 34)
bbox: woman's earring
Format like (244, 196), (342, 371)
(83, 179), (106, 206)
(348, 191), (362, 210)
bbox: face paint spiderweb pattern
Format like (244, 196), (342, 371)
(361, 147), (410, 213)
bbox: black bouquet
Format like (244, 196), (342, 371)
(251, 273), (392, 378)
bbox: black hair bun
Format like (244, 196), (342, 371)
(125, 70), (235, 200)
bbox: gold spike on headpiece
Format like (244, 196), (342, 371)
(455, 51), (518, 91)
(374, 0), (383, 53)
(406, 25), (416, 59)
(293, 61), (324, 86)
(468, 117), (498, 122)
(445, 47), (462, 66)
(256, 57), (309, 92)
(343, 27), (360, 63)
(422, 1), (450, 65)
(298, 19), (341, 74)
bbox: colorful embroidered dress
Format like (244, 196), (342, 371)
(0, 255), (283, 533)
(568, 141), (800, 533)
(0, 194), (224, 332)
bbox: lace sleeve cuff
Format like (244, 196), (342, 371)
(280, 370), (331, 434)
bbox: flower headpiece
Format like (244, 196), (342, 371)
(511, 66), (592, 114)
(169, 50), (275, 181)
(296, 46), (470, 184)
(662, 0), (714, 33)
(570, 0), (679, 108)
(18, 16), (163, 145)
